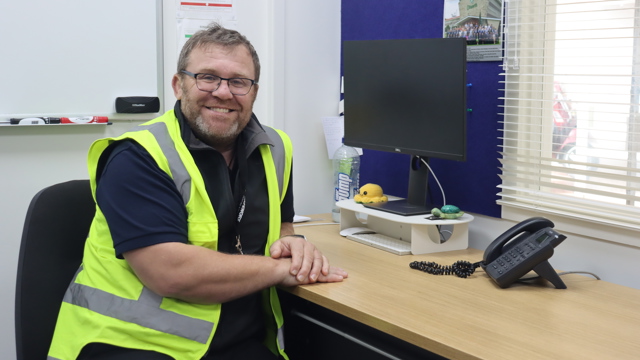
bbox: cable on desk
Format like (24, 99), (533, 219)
(518, 270), (601, 283)
(410, 259), (602, 284)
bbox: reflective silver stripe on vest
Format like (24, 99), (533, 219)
(47, 356), (62, 360)
(278, 326), (285, 351)
(63, 267), (214, 343)
(263, 126), (285, 195)
(130, 122), (192, 205)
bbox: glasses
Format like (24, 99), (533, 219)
(181, 70), (256, 96)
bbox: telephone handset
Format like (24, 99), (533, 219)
(481, 217), (567, 289)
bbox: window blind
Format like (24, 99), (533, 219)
(498, 0), (640, 232)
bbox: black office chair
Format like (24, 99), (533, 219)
(15, 180), (95, 360)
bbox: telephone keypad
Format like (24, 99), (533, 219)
(488, 239), (549, 278)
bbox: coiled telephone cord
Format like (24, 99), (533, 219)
(409, 260), (483, 278)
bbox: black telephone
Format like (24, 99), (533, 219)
(481, 217), (567, 289)
(410, 217), (568, 289)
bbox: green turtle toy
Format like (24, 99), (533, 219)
(430, 205), (464, 219)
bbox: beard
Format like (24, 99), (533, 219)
(191, 113), (241, 150)
(180, 84), (250, 150)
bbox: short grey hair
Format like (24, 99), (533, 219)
(177, 22), (260, 82)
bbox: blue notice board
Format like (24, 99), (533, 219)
(341, 0), (502, 217)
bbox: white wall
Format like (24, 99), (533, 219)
(279, 2), (342, 216)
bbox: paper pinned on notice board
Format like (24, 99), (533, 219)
(322, 116), (362, 160)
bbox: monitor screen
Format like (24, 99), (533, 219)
(343, 37), (467, 214)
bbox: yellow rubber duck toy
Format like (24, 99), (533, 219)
(354, 183), (388, 204)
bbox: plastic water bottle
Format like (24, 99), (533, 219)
(332, 142), (360, 222)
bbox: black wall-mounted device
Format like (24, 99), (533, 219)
(115, 96), (160, 113)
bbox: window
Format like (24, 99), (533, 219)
(499, 0), (640, 244)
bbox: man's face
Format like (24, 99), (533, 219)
(172, 43), (258, 149)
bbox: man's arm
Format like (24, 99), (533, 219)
(124, 223), (347, 304)
(124, 242), (288, 303)
(123, 242), (346, 304)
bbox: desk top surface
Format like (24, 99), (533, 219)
(287, 215), (640, 360)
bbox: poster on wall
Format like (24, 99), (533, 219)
(175, 0), (237, 53)
(443, 0), (504, 62)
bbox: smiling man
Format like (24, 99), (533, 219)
(47, 23), (347, 360)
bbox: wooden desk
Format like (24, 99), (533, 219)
(286, 215), (640, 360)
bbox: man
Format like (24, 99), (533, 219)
(48, 23), (347, 360)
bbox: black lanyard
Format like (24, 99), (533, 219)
(232, 142), (248, 254)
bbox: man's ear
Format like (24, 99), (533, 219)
(172, 74), (183, 100)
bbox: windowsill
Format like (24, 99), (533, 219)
(502, 205), (640, 249)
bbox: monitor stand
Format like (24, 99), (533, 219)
(336, 199), (472, 255)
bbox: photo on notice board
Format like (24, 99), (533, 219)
(443, 0), (504, 62)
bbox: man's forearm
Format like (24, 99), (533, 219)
(125, 242), (292, 304)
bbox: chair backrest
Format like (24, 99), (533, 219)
(15, 180), (94, 360)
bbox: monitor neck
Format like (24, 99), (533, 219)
(407, 155), (431, 207)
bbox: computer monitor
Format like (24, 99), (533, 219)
(343, 37), (467, 216)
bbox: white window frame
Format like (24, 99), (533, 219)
(499, 0), (640, 247)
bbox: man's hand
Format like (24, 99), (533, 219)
(270, 235), (347, 285)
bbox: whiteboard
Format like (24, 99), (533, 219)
(0, 0), (163, 121)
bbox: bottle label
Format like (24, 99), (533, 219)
(335, 172), (355, 202)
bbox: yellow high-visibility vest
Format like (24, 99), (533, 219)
(48, 110), (292, 360)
